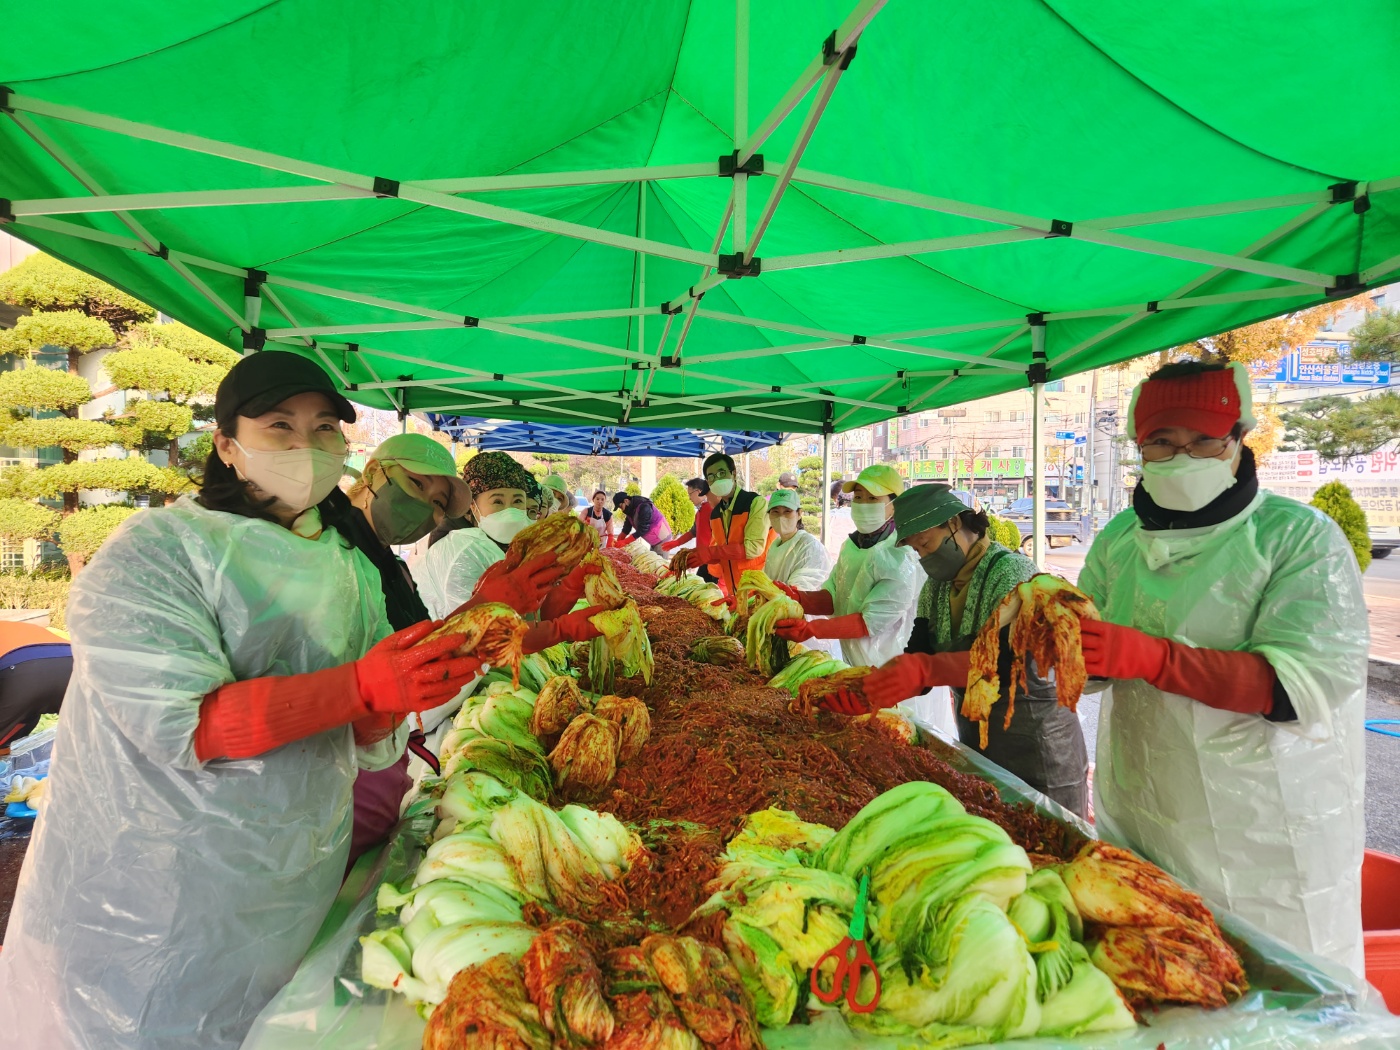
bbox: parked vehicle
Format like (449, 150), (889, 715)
(1001, 497), (1084, 553)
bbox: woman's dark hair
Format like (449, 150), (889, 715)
(960, 509), (991, 540)
(702, 453), (735, 478)
(592, 489), (608, 499)
(1147, 359), (1227, 382)
(685, 477), (709, 496)
(196, 421), (283, 524)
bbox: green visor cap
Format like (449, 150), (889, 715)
(893, 483), (972, 546)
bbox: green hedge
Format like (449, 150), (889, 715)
(0, 571), (72, 630)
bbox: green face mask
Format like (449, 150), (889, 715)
(370, 474), (437, 545)
(919, 527), (965, 581)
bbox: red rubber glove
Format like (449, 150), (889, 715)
(523, 605), (607, 653)
(1080, 618), (1279, 715)
(821, 688), (873, 716)
(863, 652), (972, 708)
(540, 561), (602, 621)
(195, 621), (477, 762)
(775, 584), (834, 616)
(773, 614), (868, 643)
(658, 536), (684, 552)
(469, 553), (568, 616)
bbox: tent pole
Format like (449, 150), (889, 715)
(821, 432), (832, 544)
(744, 450), (752, 490)
(1030, 322), (1047, 569)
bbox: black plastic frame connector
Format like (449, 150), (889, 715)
(1327, 273), (1367, 298)
(0, 199), (12, 225)
(821, 31), (858, 69)
(1330, 181), (1359, 204)
(719, 151), (765, 178)
(243, 268), (267, 298)
(717, 253), (761, 278)
(372, 177), (400, 198)
(242, 327), (267, 351)
(659, 301), (684, 315)
(1046, 219), (1073, 238)
(0, 86), (12, 113)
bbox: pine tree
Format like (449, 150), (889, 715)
(1310, 481), (1372, 573)
(650, 474), (694, 534)
(796, 455), (824, 532)
(0, 254), (235, 571)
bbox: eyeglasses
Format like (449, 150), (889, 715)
(705, 469), (733, 483)
(1138, 436), (1234, 462)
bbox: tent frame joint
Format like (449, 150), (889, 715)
(1046, 219), (1073, 238)
(1326, 273), (1366, 298)
(659, 301), (684, 315)
(372, 177), (400, 198)
(719, 151), (765, 177)
(822, 30), (858, 69)
(0, 199), (12, 225)
(243, 268), (267, 297)
(717, 253), (762, 278)
(463, 315), (479, 327)
(1145, 300), (1160, 313)
(851, 333), (867, 344)
(1330, 180), (1359, 204)
(243, 327), (267, 351)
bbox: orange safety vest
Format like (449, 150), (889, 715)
(707, 490), (775, 596)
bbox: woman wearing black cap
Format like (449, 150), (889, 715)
(0, 352), (480, 1049)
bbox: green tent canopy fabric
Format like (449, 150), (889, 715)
(1, 0), (1398, 435)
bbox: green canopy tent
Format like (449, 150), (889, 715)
(2, 0), (1399, 552)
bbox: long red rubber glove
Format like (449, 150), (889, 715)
(1079, 618), (1278, 715)
(862, 652), (973, 709)
(522, 605), (607, 653)
(468, 553), (567, 616)
(775, 581), (836, 616)
(773, 613), (867, 643)
(539, 561), (602, 621)
(195, 621), (477, 762)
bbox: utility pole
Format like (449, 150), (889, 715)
(1084, 369), (1099, 517)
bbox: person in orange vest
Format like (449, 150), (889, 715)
(0, 620), (71, 748)
(667, 453), (773, 596)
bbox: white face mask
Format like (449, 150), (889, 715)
(477, 506), (530, 544)
(850, 501), (890, 534)
(1140, 444), (1240, 512)
(231, 439), (345, 513)
(709, 478), (735, 499)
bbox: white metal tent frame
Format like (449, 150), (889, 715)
(3, 0), (1398, 558)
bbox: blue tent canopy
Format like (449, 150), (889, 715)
(427, 415), (783, 458)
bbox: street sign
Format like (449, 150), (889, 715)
(1074, 435), (1087, 445)
(936, 408), (967, 418)
(1055, 430), (1077, 440)
(1250, 344), (1392, 386)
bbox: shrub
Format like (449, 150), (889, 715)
(1310, 481), (1372, 572)
(987, 514), (1022, 550)
(650, 474), (695, 535)
(0, 570), (72, 630)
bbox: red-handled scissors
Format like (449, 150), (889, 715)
(811, 870), (881, 1013)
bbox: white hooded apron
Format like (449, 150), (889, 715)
(1078, 491), (1367, 975)
(0, 497), (399, 1049)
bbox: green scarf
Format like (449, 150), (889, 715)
(917, 541), (1035, 652)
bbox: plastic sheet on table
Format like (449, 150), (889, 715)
(242, 719), (1400, 1050)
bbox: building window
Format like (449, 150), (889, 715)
(0, 538), (23, 571)
(1074, 412), (1086, 424)
(984, 411), (1001, 422)
(1012, 446), (1025, 457)
(901, 417), (911, 430)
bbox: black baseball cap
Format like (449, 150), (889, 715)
(215, 351), (356, 431)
